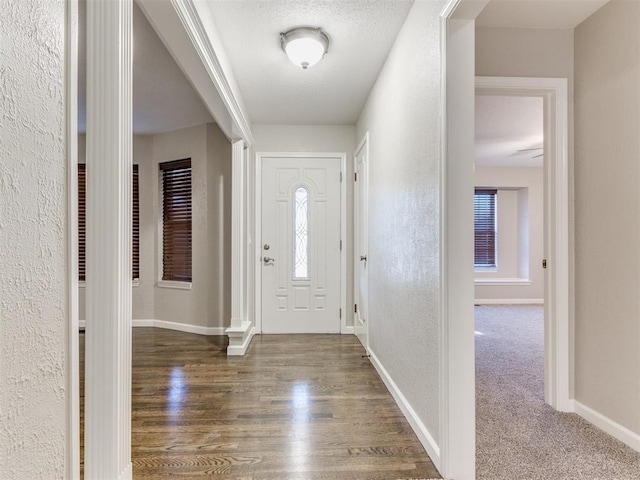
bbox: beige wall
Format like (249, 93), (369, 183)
(152, 123), (232, 329)
(356, 0), (443, 445)
(78, 135), (155, 320)
(575, 0), (640, 435)
(80, 124), (232, 330)
(475, 167), (544, 301)
(206, 123), (232, 329)
(252, 124), (356, 326)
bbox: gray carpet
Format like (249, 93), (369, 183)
(476, 305), (640, 479)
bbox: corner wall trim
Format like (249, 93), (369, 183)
(573, 401), (640, 453)
(368, 348), (441, 470)
(474, 298), (544, 305)
(79, 319), (227, 336)
(227, 324), (256, 356)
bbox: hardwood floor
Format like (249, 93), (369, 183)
(80, 329), (441, 479)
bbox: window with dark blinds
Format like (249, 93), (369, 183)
(132, 164), (139, 280)
(474, 189), (497, 267)
(160, 158), (192, 282)
(78, 164), (140, 281)
(78, 164), (86, 282)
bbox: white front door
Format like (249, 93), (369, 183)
(261, 155), (342, 333)
(354, 136), (369, 351)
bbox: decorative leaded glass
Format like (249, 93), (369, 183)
(294, 187), (309, 278)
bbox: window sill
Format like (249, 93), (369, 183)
(79, 280), (140, 288)
(156, 280), (192, 290)
(474, 278), (532, 286)
(474, 267), (498, 273)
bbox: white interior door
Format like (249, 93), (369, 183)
(354, 137), (369, 351)
(261, 155), (342, 333)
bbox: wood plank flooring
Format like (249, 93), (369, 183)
(80, 329), (441, 479)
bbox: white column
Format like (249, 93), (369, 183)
(226, 139), (254, 355)
(85, 0), (133, 478)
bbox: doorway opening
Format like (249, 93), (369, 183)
(475, 76), (570, 412)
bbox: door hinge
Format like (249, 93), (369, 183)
(339, 308), (342, 319)
(340, 240), (342, 251)
(354, 172), (358, 182)
(354, 303), (358, 313)
(340, 172), (343, 182)
(542, 259), (547, 269)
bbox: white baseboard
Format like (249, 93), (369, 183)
(573, 400), (640, 453)
(368, 348), (441, 471)
(342, 325), (355, 334)
(474, 298), (544, 305)
(117, 462), (132, 480)
(79, 319), (226, 336)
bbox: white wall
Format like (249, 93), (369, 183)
(0, 0), (68, 476)
(475, 167), (544, 302)
(356, 0), (443, 453)
(252, 124), (356, 326)
(574, 0), (640, 437)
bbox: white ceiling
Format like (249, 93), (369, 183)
(78, 1), (214, 134)
(204, 0), (414, 125)
(475, 95), (543, 168)
(77, 0), (611, 135)
(477, 0), (610, 29)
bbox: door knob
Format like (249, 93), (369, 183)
(360, 255), (368, 262)
(263, 256), (275, 265)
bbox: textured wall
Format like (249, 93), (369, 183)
(356, 0), (443, 444)
(575, 0), (640, 435)
(0, 0), (68, 477)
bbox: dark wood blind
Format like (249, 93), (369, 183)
(474, 189), (497, 267)
(160, 158), (192, 282)
(78, 164), (86, 282)
(78, 164), (139, 281)
(132, 164), (139, 280)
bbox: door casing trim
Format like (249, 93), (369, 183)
(254, 152), (348, 334)
(353, 133), (370, 351)
(475, 75), (571, 412)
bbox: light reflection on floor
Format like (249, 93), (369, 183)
(290, 382), (310, 466)
(167, 367), (187, 416)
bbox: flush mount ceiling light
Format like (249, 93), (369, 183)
(280, 27), (330, 69)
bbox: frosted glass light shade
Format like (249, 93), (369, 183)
(280, 27), (329, 69)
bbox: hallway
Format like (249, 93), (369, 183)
(81, 330), (441, 479)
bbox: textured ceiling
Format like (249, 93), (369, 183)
(78, 1), (214, 134)
(204, 0), (414, 125)
(477, 0), (610, 29)
(475, 95), (543, 168)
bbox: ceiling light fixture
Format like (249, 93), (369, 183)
(280, 27), (330, 70)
